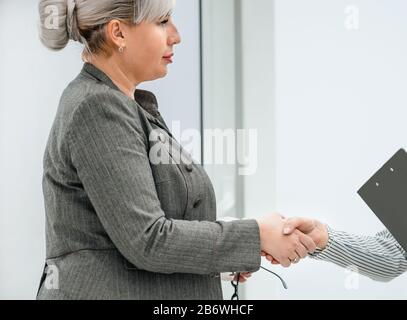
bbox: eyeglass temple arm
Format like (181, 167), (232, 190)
(260, 266), (288, 289)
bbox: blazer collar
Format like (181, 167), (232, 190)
(81, 62), (162, 121)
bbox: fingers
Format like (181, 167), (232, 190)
(295, 244), (308, 259)
(280, 258), (291, 268)
(260, 215), (316, 269)
(261, 251), (281, 264)
(288, 254), (298, 263)
(261, 251), (276, 260)
(283, 217), (315, 235)
(266, 255), (273, 262)
(235, 274), (247, 283)
(282, 217), (304, 235)
(266, 254), (279, 264)
(262, 233), (314, 268)
(264, 253), (272, 261)
(233, 272), (252, 283)
(295, 230), (317, 254)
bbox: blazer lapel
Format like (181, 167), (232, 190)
(81, 62), (173, 137)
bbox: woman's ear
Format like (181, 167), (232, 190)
(106, 19), (126, 50)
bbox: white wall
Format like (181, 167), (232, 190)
(3, 0), (406, 301)
(0, 0), (201, 299)
(210, 0), (407, 300)
(238, 0), (281, 300)
(141, 0), (202, 158)
(201, 0), (281, 300)
(272, 0), (407, 299)
(201, 0), (247, 299)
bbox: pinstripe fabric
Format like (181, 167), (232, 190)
(36, 63), (261, 300)
(310, 226), (407, 282)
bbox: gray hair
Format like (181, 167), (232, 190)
(38, 0), (175, 54)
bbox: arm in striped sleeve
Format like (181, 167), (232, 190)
(310, 227), (407, 282)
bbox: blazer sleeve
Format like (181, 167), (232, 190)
(67, 91), (261, 275)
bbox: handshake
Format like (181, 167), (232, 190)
(225, 213), (329, 283)
(255, 213), (329, 268)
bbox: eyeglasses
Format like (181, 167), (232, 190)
(230, 266), (288, 300)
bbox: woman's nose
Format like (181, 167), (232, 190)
(168, 24), (181, 45)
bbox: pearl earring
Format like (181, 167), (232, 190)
(119, 46), (124, 53)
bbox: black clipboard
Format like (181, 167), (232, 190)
(357, 148), (407, 251)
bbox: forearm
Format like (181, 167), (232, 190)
(310, 227), (407, 282)
(122, 217), (261, 275)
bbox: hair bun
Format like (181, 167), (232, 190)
(38, 0), (75, 51)
(38, 0), (176, 54)
(66, 0), (82, 42)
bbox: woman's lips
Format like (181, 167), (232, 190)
(163, 53), (174, 63)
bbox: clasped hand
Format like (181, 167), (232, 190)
(231, 213), (329, 283)
(256, 213), (328, 268)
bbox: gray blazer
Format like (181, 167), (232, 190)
(36, 63), (261, 300)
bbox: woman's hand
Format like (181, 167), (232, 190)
(256, 213), (317, 267)
(283, 217), (329, 249)
(233, 272), (252, 283)
(261, 217), (329, 264)
(261, 251), (280, 264)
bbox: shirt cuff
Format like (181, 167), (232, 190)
(309, 225), (338, 261)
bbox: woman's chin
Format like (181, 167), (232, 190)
(159, 66), (169, 78)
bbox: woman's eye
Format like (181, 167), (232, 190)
(160, 19), (169, 25)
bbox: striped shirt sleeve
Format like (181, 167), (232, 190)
(309, 226), (407, 282)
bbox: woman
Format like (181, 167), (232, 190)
(263, 217), (407, 282)
(36, 0), (316, 299)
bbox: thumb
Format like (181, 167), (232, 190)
(283, 217), (315, 235)
(282, 221), (296, 235)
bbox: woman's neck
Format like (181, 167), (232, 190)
(87, 54), (140, 100)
